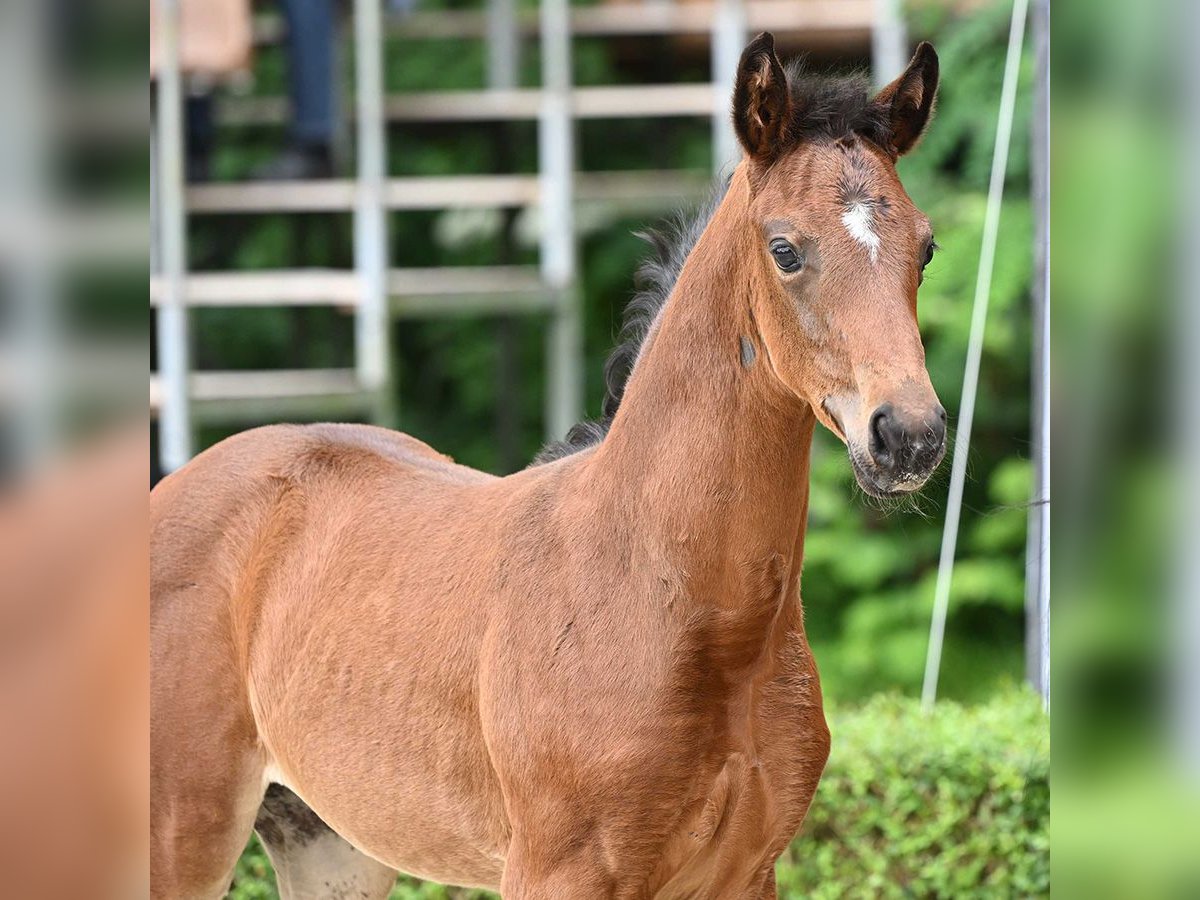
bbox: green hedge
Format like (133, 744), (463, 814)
(777, 689), (1049, 899)
(229, 690), (1047, 899)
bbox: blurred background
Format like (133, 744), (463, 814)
(152, 0), (1040, 707)
(2, 0), (1198, 894)
(148, 0), (1053, 894)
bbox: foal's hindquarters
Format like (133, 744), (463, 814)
(151, 425), (510, 898)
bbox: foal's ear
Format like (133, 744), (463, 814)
(871, 41), (939, 157)
(733, 32), (792, 164)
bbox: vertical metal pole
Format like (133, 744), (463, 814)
(1176, 0), (1200, 780)
(539, 0), (581, 440)
(354, 0), (389, 399)
(1024, 0), (1050, 710)
(922, 0), (1028, 712)
(487, 0), (519, 91)
(2, 0), (56, 470)
(489, 0), (523, 469)
(711, 0), (746, 174)
(871, 0), (908, 89)
(154, 0), (192, 471)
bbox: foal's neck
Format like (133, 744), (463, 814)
(591, 167), (816, 589)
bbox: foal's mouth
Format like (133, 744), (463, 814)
(822, 394), (947, 498)
(848, 444), (945, 499)
(822, 407), (917, 497)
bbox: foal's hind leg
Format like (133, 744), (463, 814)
(255, 784), (397, 900)
(151, 587), (269, 899)
(149, 726), (264, 899)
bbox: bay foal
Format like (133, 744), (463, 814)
(151, 35), (946, 899)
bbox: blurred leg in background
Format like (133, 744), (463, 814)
(184, 93), (215, 183)
(253, 0), (338, 179)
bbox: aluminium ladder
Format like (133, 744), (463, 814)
(151, 0), (884, 474)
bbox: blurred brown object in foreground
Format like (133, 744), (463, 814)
(150, 0), (253, 78)
(0, 426), (148, 900)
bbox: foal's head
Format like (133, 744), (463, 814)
(732, 34), (946, 498)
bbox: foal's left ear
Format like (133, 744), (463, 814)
(871, 41), (939, 157)
(733, 32), (793, 164)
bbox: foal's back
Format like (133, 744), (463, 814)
(151, 424), (529, 896)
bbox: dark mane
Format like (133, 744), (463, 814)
(784, 63), (890, 149)
(531, 68), (884, 467)
(530, 179), (729, 466)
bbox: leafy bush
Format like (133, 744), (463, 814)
(180, 0), (1036, 706)
(228, 690), (1047, 899)
(777, 690), (1049, 899)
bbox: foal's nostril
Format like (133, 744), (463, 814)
(870, 403), (946, 476)
(868, 404), (904, 470)
(928, 406), (948, 447)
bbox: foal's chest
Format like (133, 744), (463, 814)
(654, 628), (831, 897)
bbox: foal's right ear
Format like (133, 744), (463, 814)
(732, 32), (792, 164)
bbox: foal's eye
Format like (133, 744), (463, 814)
(921, 241), (938, 270)
(919, 240), (938, 283)
(770, 239), (804, 273)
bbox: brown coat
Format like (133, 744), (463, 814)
(151, 36), (945, 899)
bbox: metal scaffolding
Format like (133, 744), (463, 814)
(153, 0), (192, 472)
(151, 0), (882, 473)
(538, 0), (581, 442)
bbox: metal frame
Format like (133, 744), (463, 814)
(922, 0), (1030, 711)
(539, 0), (581, 440)
(353, 0), (389, 396)
(252, 1), (874, 43)
(486, 0), (519, 91)
(1025, 0), (1049, 709)
(871, 0), (908, 89)
(152, 0), (880, 470)
(153, 0), (192, 472)
(710, 0), (746, 174)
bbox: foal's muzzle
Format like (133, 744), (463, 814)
(853, 402), (947, 496)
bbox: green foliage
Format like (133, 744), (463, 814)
(190, 0), (1034, 703)
(776, 690), (1050, 899)
(228, 836), (276, 900)
(228, 692), (1048, 899)
(905, 0), (1034, 192)
(793, 0), (1035, 703)
(190, 6), (1042, 896)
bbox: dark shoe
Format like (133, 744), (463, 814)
(248, 142), (334, 180)
(186, 150), (212, 184)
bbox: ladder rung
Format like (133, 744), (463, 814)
(190, 368), (361, 400)
(185, 176), (540, 213)
(392, 290), (555, 319)
(149, 267), (547, 307)
(150, 369), (362, 409)
(387, 83), (718, 122)
(187, 181), (357, 213)
(577, 170), (712, 204)
(575, 84), (717, 119)
(573, 0), (874, 37)
(186, 171), (707, 215)
(221, 84), (719, 126)
(388, 266), (544, 296)
(383, 175), (540, 209)
(150, 270), (360, 306)
(252, 1), (873, 43)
